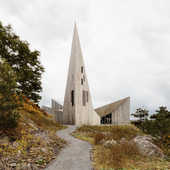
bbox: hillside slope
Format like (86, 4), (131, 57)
(0, 96), (68, 170)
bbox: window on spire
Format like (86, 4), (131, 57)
(71, 90), (74, 106)
(82, 90), (86, 106)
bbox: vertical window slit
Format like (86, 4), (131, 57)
(71, 90), (74, 106)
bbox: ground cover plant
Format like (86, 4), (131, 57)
(70, 124), (170, 170)
(0, 96), (67, 169)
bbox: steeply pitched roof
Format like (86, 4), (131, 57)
(94, 97), (130, 117)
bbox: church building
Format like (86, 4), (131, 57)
(42, 23), (130, 126)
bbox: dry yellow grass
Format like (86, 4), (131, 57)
(71, 124), (170, 170)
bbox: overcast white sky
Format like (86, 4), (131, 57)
(0, 0), (170, 120)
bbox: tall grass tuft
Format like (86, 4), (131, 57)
(97, 141), (142, 169)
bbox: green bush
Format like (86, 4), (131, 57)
(0, 59), (23, 133)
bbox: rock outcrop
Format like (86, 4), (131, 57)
(132, 135), (166, 159)
(102, 134), (167, 159)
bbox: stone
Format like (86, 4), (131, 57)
(103, 139), (118, 148)
(16, 150), (21, 158)
(80, 132), (86, 135)
(0, 162), (6, 169)
(133, 134), (157, 142)
(130, 134), (137, 139)
(100, 139), (106, 144)
(8, 163), (17, 167)
(33, 155), (43, 162)
(43, 130), (49, 134)
(0, 139), (5, 144)
(131, 138), (167, 159)
(31, 164), (38, 170)
(29, 123), (38, 130)
(13, 141), (19, 148)
(119, 138), (129, 145)
(34, 132), (50, 142)
(41, 148), (48, 153)
(19, 163), (32, 170)
(101, 132), (110, 136)
(28, 128), (35, 132)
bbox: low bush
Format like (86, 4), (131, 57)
(93, 133), (106, 145)
(96, 141), (142, 169)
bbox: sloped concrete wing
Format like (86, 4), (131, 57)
(94, 97), (130, 125)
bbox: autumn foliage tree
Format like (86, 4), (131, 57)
(0, 21), (45, 103)
(0, 59), (23, 133)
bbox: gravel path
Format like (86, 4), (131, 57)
(45, 125), (93, 170)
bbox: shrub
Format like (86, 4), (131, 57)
(97, 141), (142, 169)
(94, 133), (106, 145)
(22, 95), (53, 118)
(0, 59), (23, 133)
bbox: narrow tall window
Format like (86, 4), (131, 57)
(86, 91), (88, 102)
(81, 78), (83, 85)
(82, 90), (86, 106)
(81, 66), (83, 73)
(83, 75), (85, 81)
(71, 90), (74, 106)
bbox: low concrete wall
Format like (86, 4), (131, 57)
(42, 106), (55, 120)
(42, 106), (63, 124)
(55, 110), (63, 124)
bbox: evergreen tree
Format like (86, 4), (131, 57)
(0, 21), (45, 103)
(149, 107), (170, 138)
(0, 58), (23, 133)
(150, 106), (170, 120)
(131, 108), (149, 129)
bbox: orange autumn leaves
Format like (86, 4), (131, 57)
(17, 95), (53, 118)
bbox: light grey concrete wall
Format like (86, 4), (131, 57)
(42, 106), (63, 124)
(55, 110), (63, 124)
(111, 97), (130, 125)
(63, 23), (100, 126)
(52, 99), (63, 110)
(42, 106), (55, 120)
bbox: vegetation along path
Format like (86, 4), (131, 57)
(45, 125), (93, 170)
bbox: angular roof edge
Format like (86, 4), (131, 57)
(52, 98), (63, 106)
(94, 97), (130, 117)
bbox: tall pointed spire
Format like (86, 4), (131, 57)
(62, 23), (100, 125)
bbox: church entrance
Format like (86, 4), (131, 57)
(101, 113), (112, 124)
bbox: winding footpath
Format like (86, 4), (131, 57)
(45, 125), (93, 170)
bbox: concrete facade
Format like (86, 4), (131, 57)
(42, 106), (55, 120)
(63, 23), (100, 126)
(111, 97), (130, 125)
(94, 97), (130, 125)
(42, 99), (63, 123)
(52, 99), (63, 110)
(42, 23), (130, 126)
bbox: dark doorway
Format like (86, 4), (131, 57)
(101, 113), (112, 124)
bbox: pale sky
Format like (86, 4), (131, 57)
(0, 0), (170, 120)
